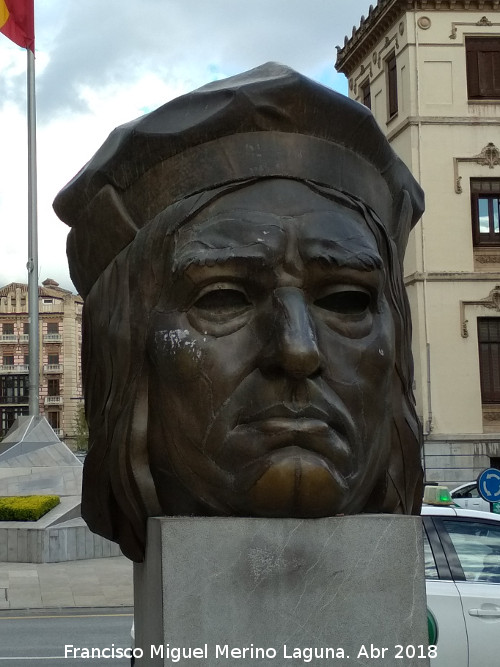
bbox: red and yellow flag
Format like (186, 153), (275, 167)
(0, 0), (34, 51)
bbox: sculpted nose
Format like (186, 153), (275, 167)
(261, 287), (321, 379)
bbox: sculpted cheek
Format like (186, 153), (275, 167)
(364, 339), (395, 380)
(355, 310), (396, 383)
(152, 328), (203, 380)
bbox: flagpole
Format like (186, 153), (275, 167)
(27, 46), (39, 416)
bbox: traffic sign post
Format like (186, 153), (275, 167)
(477, 468), (500, 511)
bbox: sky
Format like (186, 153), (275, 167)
(0, 0), (373, 293)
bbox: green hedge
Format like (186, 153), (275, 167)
(0, 495), (60, 521)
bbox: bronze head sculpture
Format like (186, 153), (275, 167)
(54, 63), (425, 562)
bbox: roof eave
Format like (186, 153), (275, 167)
(336, 0), (406, 76)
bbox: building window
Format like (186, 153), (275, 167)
(466, 37), (500, 100)
(0, 406), (29, 436)
(2, 323), (14, 335)
(478, 318), (500, 403)
(3, 355), (14, 366)
(491, 457), (500, 470)
(471, 179), (500, 246)
(0, 375), (29, 403)
(48, 379), (60, 396)
(47, 322), (59, 334)
(47, 410), (60, 430)
(48, 353), (59, 365)
(360, 79), (371, 109)
(386, 52), (398, 117)
(23, 322), (29, 334)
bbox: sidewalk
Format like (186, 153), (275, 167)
(0, 556), (133, 610)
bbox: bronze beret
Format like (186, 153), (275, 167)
(53, 62), (424, 297)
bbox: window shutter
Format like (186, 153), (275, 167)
(478, 319), (500, 403)
(387, 54), (398, 116)
(466, 49), (480, 98)
(466, 37), (500, 99)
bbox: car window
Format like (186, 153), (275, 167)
(423, 530), (439, 579)
(452, 484), (477, 499)
(442, 519), (500, 583)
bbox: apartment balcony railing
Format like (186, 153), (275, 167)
(45, 395), (63, 405)
(19, 334), (29, 343)
(52, 428), (63, 437)
(0, 364), (29, 374)
(0, 334), (18, 343)
(43, 364), (63, 373)
(43, 333), (62, 343)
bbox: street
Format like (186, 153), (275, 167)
(0, 608), (134, 666)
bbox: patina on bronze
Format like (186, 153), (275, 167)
(54, 63), (425, 562)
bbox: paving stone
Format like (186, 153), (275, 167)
(0, 556), (133, 610)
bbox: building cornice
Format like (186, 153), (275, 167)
(386, 114), (500, 143)
(405, 271), (500, 284)
(335, 0), (500, 75)
(425, 432), (500, 442)
(0, 282), (78, 299)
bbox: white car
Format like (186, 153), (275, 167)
(422, 504), (500, 666)
(450, 482), (492, 512)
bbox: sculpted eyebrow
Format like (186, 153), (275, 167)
(173, 249), (270, 276)
(172, 235), (382, 276)
(301, 241), (383, 272)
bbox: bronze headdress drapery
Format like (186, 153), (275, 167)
(54, 62), (423, 298)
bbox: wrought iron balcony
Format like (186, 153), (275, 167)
(0, 395), (29, 405)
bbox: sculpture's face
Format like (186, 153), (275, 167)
(147, 179), (395, 517)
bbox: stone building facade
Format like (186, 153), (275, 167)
(336, 0), (500, 488)
(0, 279), (83, 443)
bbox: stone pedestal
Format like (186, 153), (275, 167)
(134, 516), (429, 666)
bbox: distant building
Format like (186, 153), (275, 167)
(336, 0), (500, 487)
(0, 279), (83, 442)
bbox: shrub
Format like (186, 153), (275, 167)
(73, 402), (89, 451)
(0, 495), (60, 521)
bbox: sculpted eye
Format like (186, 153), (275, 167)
(192, 287), (251, 316)
(314, 289), (371, 315)
(187, 283), (253, 336)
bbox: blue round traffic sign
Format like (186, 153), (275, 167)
(477, 468), (500, 502)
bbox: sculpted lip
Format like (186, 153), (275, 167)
(238, 403), (346, 435)
(240, 404), (333, 424)
(245, 418), (331, 434)
(234, 403), (353, 465)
